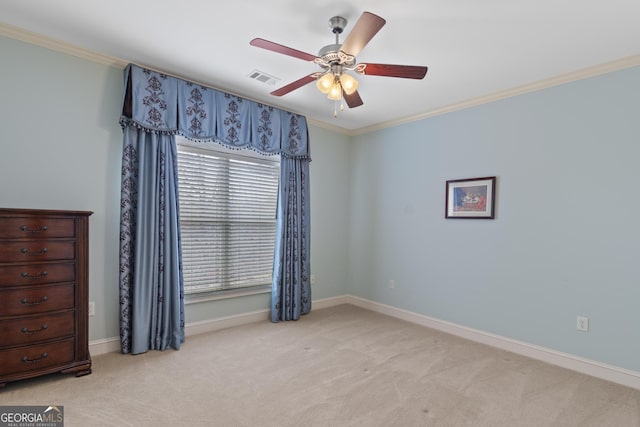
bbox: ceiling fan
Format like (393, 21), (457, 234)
(250, 11), (428, 115)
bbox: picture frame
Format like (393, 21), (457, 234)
(445, 176), (496, 219)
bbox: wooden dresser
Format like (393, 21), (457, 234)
(0, 208), (92, 387)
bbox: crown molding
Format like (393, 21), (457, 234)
(0, 22), (126, 68)
(2, 22), (637, 138)
(0, 22), (310, 122)
(306, 117), (354, 135)
(352, 55), (640, 136)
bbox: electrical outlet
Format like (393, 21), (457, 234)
(89, 301), (95, 316)
(577, 316), (589, 332)
(389, 279), (396, 289)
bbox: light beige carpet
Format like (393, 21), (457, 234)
(1, 304), (639, 426)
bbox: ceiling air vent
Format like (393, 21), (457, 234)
(248, 69), (279, 86)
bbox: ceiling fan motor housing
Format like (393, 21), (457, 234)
(318, 43), (355, 66)
(318, 16), (356, 68)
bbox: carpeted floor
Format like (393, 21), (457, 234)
(1, 304), (639, 426)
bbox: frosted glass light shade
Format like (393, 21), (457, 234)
(327, 82), (342, 100)
(316, 73), (334, 94)
(339, 73), (359, 95)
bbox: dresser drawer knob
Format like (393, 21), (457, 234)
(20, 247), (48, 256)
(20, 225), (48, 233)
(20, 296), (48, 305)
(21, 352), (48, 364)
(21, 324), (48, 335)
(21, 271), (48, 279)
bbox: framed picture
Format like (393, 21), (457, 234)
(445, 176), (496, 219)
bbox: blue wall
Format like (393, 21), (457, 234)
(3, 33), (640, 374)
(0, 35), (123, 342)
(348, 66), (640, 372)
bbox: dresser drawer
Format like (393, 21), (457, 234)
(0, 262), (75, 287)
(0, 217), (75, 239)
(0, 338), (75, 376)
(0, 311), (74, 347)
(0, 284), (74, 316)
(0, 241), (75, 263)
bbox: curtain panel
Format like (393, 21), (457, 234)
(119, 127), (185, 354)
(119, 64), (311, 353)
(271, 158), (311, 321)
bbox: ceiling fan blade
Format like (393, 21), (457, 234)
(250, 38), (318, 62)
(271, 74), (318, 96)
(343, 90), (364, 108)
(359, 63), (428, 79)
(340, 12), (386, 57)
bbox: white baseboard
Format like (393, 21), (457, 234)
(89, 295), (349, 356)
(89, 294), (640, 391)
(185, 308), (270, 337)
(184, 295), (351, 336)
(311, 295), (353, 310)
(345, 295), (640, 391)
(88, 337), (121, 356)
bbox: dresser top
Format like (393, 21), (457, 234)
(0, 208), (93, 217)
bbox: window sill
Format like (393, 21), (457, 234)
(185, 285), (271, 304)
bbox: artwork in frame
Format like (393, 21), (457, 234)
(445, 176), (496, 219)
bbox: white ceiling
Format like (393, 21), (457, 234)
(1, 1), (639, 133)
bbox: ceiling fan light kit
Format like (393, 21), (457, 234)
(250, 11), (428, 117)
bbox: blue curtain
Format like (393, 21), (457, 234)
(119, 127), (185, 354)
(119, 64), (311, 353)
(271, 157), (311, 321)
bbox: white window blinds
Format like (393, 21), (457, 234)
(177, 141), (280, 295)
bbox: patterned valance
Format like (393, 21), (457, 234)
(119, 64), (310, 159)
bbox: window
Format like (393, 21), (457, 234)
(176, 139), (280, 298)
